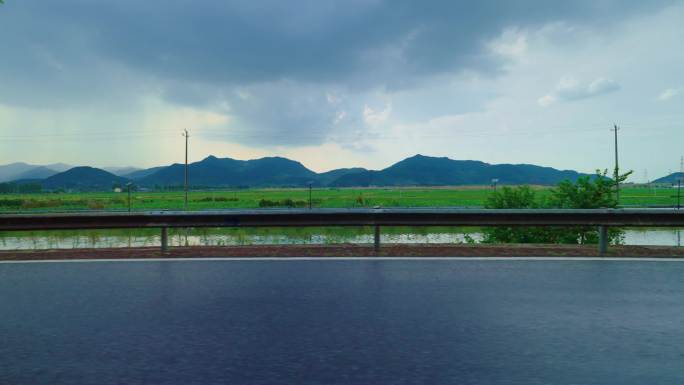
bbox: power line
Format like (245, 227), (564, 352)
(0, 119), (641, 140)
(0, 128), (181, 139)
(1, 119), (680, 142)
(0, 118), (680, 143)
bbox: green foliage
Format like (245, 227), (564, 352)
(195, 196), (239, 202)
(549, 169), (631, 209)
(462, 233), (477, 244)
(0, 182), (42, 194)
(0, 199), (23, 208)
(485, 186), (538, 209)
(483, 186), (550, 243)
(483, 170), (631, 245)
(258, 198), (311, 208)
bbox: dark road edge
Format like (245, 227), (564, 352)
(1, 244), (683, 261)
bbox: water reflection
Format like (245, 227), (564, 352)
(623, 228), (682, 247)
(0, 228), (682, 250)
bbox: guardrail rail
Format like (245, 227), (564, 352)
(1, 208), (682, 255)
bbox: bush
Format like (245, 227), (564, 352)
(196, 196), (239, 202)
(21, 199), (64, 209)
(482, 186), (550, 243)
(87, 201), (106, 210)
(482, 170), (629, 245)
(0, 199), (24, 208)
(258, 198), (309, 208)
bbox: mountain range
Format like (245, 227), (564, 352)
(0, 154), (659, 191)
(329, 156), (585, 187)
(0, 162), (72, 183)
(0, 154), (595, 191)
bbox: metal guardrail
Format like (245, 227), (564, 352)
(1, 208), (682, 254)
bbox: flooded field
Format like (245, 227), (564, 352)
(1, 227), (681, 250)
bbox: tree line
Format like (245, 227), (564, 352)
(0, 182), (43, 194)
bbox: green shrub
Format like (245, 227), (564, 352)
(0, 199), (24, 208)
(87, 201), (106, 210)
(258, 198), (308, 208)
(196, 196), (239, 202)
(214, 197), (238, 202)
(482, 171), (629, 245)
(21, 199), (65, 209)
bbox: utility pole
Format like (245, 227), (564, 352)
(127, 182), (132, 213)
(182, 129), (190, 210)
(611, 124), (620, 205)
(308, 182), (313, 209)
(679, 157), (684, 210)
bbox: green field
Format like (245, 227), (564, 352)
(0, 186), (680, 213)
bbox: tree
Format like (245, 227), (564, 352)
(482, 169), (631, 245)
(549, 169), (631, 209)
(547, 170), (630, 244)
(482, 186), (552, 243)
(485, 185), (537, 210)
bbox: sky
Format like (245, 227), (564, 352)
(0, 0), (682, 180)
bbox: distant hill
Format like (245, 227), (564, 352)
(42, 167), (130, 190)
(653, 172), (684, 184)
(0, 162), (39, 182)
(331, 154), (586, 187)
(316, 168), (367, 185)
(103, 166), (141, 176)
(45, 163), (73, 172)
(139, 156), (317, 187)
(0, 162), (72, 182)
(12, 166), (59, 180)
(124, 166), (167, 180)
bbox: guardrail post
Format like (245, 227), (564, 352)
(161, 227), (169, 253)
(598, 225), (608, 256)
(374, 225), (381, 253)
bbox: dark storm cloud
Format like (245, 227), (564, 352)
(0, 0), (677, 146)
(119, 1), (676, 87)
(2, 0), (675, 91)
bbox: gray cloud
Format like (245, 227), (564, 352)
(209, 82), (343, 147)
(538, 77), (621, 106)
(657, 88), (680, 101)
(0, 0), (676, 147)
(2, 1), (674, 91)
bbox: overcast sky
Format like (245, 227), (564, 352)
(1, 0), (682, 180)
